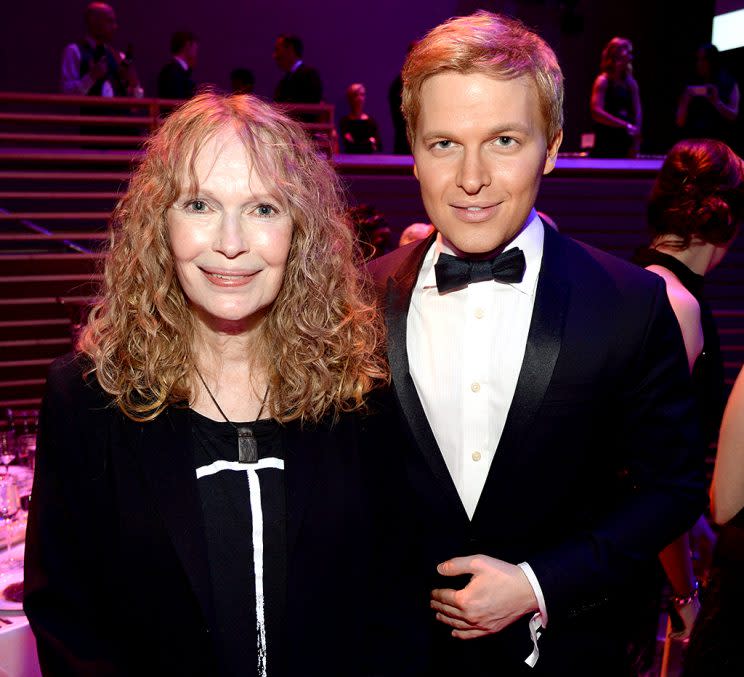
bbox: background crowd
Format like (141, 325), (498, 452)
(4, 1), (741, 156)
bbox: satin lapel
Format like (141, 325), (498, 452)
(473, 226), (570, 522)
(283, 422), (322, 560)
(129, 406), (214, 625)
(384, 236), (468, 521)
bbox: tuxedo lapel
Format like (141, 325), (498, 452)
(383, 236), (468, 521)
(473, 225), (570, 522)
(129, 406), (214, 626)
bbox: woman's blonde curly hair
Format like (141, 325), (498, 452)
(79, 92), (388, 423)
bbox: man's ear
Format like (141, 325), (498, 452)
(413, 162), (419, 180)
(543, 129), (563, 175)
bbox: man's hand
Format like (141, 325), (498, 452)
(430, 555), (539, 639)
(90, 57), (108, 82)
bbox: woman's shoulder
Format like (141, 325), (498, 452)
(646, 265), (699, 309)
(45, 351), (110, 411)
(593, 72), (609, 87)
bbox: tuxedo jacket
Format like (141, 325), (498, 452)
(157, 60), (195, 100)
(24, 353), (415, 677)
(274, 64), (322, 104)
(368, 225), (708, 675)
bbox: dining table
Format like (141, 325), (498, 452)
(0, 466), (41, 677)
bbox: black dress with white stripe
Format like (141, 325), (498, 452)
(192, 410), (286, 677)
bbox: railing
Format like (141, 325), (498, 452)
(0, 92), (336, 152)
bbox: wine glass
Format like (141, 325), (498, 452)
(0, 476), (21, 572)
(0, 431), (15, 477)
(13, 409), (38, 471)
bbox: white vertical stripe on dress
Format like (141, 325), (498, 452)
(247, 467), (268, 677)
(195, 456), (285, 676)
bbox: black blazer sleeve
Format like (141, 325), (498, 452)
(23, 354), (123, 675)
(529, 275), (708, 622)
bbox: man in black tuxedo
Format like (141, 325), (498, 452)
(157, 31), (198, 100)
(368, 11), (707, 675)
(273, 34), (323, 104)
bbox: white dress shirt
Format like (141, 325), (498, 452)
(407, 209), (548, 662)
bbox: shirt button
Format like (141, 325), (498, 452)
(474, 308), (485, 319)
(471, 382), (481, 393)
(472, 451), (482, 462)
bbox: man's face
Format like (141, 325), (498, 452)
(184, 41), (199, 69)
(89, 6), (117, 44)
(412, 72), (561, 256)
(273, 38), (295, 71)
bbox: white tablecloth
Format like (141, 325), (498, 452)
(0, 509), (41, 677)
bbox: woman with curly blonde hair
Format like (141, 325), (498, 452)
(24, 93), (410, 677)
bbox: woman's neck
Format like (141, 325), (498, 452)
(190, 316), (269, 420)
(651, 239), (716, 276)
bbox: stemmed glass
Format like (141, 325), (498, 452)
(0, 431), (15, 477)
(0, 477), (21, 572)
(13, 410), (38, 471)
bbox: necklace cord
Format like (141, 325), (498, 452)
(195, 368), (269, 430)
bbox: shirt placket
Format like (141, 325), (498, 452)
(461, 282), (494, 517)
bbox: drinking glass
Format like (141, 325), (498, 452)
(0, 431), (15, 477)
(0, 477), (21, 572)
(11, 409), (37, 470)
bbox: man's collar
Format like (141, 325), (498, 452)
(173, 55), (189, 71)
(420, 209), (544, 296)
(290, 59), (303, 73)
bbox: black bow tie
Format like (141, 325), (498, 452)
(434, 248), (526, 293)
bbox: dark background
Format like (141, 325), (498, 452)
(1, 0), (742, 155)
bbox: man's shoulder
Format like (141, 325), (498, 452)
(298, 63), (320, 76)
(158, 60), (181, 78)
(551, 230), (661, 294)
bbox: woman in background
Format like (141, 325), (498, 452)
(634, 138), (743, 669)
(339, 83), (381, 153)
(590, 36), (642, 158)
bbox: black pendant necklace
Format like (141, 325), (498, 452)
(195, 369), (269, 464)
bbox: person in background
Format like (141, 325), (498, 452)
(677, 43), (740, 147)
(590, 36), (641, 158)
(272, 34), (322, 104)
(157, 31), (198, 100)
(23, 92), (414, 677)
(632, 139), (743, 670)
(399, 222), (434, 248)
(347, 204), (391, 260)
(340, 83), (381, 154)
(388, 41), (418, 155)
(230, 68), (255, 95)
(61, 2), (142, 98)
(369, 11), (706, 674)
(712, 365), (744, 525)
(683, 153), (744, 677)
(684, 364), (744, 676)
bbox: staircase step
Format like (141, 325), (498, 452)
(0, 275), (102, 299)
(0, 253), (103, 275)
(0, 339), (72, 361)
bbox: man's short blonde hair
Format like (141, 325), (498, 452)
(402, 11), (564, 146)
